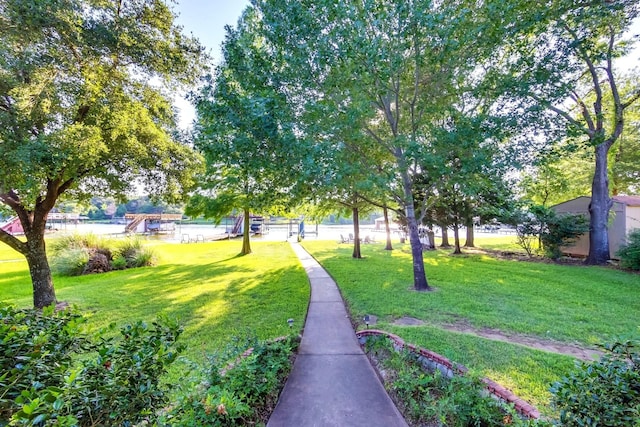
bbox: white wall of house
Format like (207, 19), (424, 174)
(550, 196), (640, 259)
(626, 206), (640, 235)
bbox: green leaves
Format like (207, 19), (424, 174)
(1, 303), (184, 425)
(551, 339), (640, 426)
(190, 6), (305, 226)
(0, 0), (206, 204)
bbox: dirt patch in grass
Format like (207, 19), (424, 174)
(392, 316), (602, 361)
(464, 247), (588, 265)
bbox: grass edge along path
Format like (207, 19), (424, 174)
(301, 239), (639, 416)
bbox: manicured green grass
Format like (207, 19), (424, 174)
(301, 239), (639, 415)
(463, 234), (526, 252)
(0, 240), (310, 365)
(303, 240), (639, 345)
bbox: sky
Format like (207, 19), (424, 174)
(172, 0), (251, 127)
(173, 0), (251, 62)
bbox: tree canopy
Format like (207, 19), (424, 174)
(495, 0), (640, 263)
(187, 8), (305, 255)
(0, 0), (206, 307)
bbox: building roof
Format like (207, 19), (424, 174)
(552, 195), (640, 209)
(612, 195), (640, 206)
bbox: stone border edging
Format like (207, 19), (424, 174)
(356, 329), (540, 419)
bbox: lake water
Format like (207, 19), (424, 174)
(48, 222), (383, 243)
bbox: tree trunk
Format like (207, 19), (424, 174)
(398, 160), (430, 291)
(426, 230), (435, 249)
(452, 224), (461, 254)
(464, 219), (474, 247)
(241, 208), (252, 255)
(586, 144), (612, 265)
(352, 206), (362, 259)
(24, 231), (57, 309)
(440, 226), (451, 247)
(383, 206), (393, 251)
(0, 205), (58, 308)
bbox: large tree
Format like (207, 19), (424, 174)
(257, 0), (506, 291)
(0, 0), (205, 308)
(187, 8), (302, 255)
(500, 0), (640, 264)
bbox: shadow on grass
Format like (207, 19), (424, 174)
(48, 259), (309, 360)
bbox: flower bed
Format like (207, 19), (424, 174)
(357, 329), (540, 420)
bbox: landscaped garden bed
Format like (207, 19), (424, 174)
(0, 302), (299, 425)
(358, 330), (540, 426)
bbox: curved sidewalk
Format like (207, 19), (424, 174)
(267, 243), (407, 427)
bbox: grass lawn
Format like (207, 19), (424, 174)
(0, 239), (310, 366)
(301, 238), (640, 414)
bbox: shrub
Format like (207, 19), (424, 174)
(617, 228), (640, 270)
(1, 303), (183, 426)
(50, 234), (155, 275)
(130, 248), (156, 268)
(550, 339), (640, 426)
(364, 336), (541, 426)
(50, 234), (114, 276)
(512, 205), (588, 259)
(51, 248), (91, 276)
(111, 253), (128, 270)
(166, 336), (298, 426)
(63, 318), (184, 426)
(540, 211), (588, 260)
(389, 354), (507, 425)
(82, 252), (111, 274)
(116, 238), (156, 268)
(0, 304), (85, 421)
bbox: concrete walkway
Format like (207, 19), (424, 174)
(267, 243), (408, 427)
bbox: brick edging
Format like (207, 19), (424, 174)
(356, 329), (540, 419)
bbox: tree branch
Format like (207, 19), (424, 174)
(364, 125), (395, 155)
(570, 90), (595, 132)
(562, 23), (603, 130)
(0, 190), (33, 236)
(530, 93), (592, 136)
(0, 228), (27, 255)
(621, 88), (640, 110)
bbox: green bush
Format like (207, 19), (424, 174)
(111, 254), (128, 270)
(0, 303), (183, 426)
(116, 238), (156, 268)
(50, 234), (114, 276)
(51, 248), (91, 276)
(130, 248), (156, 268)
(541, 211), (588, 260)
(617, 229), (640, 270)
(550, 339), (640, 426)
(0, 304), (85, 421)
(62, 318), (184, 426)
(50, 234), (155, 275)
(513, 205), (588, 259)
(166, 336), (297, 426)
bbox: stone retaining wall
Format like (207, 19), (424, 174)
(356, 329), (540, 419)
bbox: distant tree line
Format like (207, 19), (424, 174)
(55, 197), (184, 221)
